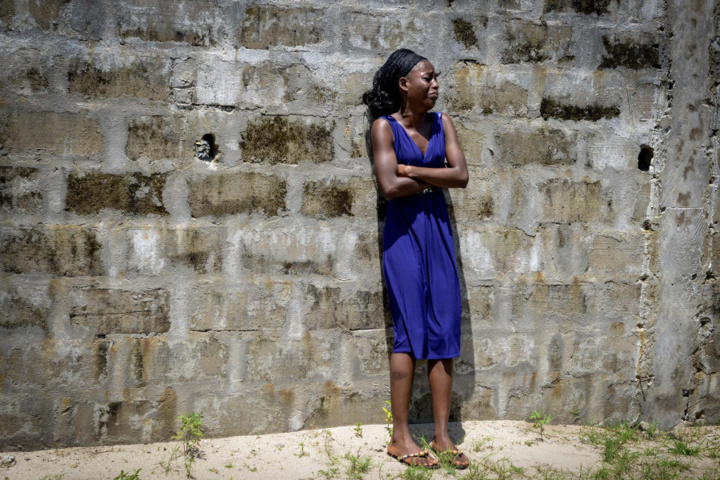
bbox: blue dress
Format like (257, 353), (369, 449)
(381, 112), (462, 360)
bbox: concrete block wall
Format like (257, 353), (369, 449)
(0, 0), (717, 449)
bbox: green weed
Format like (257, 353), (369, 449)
(354, 422), (363, 438)
(171, 412), (204, 478)
(113, 469), (141, 480)
(530, 410), (552, 442)
(296, 442), (309, 458)
(343, 450), (371, 479)
(669, 440), (701, 456)
(398, 465), (434, 480)
(382, 400), (394, 438)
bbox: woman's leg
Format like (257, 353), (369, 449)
(428, 358), (469, 467)
(387, 352), (437, 467)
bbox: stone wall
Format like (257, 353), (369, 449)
(0, 0), (717, 449)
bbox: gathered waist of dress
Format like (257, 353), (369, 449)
(416, 186), (443, 195)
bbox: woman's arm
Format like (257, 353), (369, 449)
(371, 118), (430, 200)
(397, 113), (469, 189)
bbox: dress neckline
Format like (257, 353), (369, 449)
(386, 113), (437, 159)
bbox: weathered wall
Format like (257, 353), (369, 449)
(0, 0), (717, 449)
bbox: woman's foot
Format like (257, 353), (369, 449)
(387, 436), (438, 468)
(431, 437), (469, 469)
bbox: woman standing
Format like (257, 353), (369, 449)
(363, 49), (469, 469)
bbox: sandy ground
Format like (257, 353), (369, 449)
(1, 421), (719, 479)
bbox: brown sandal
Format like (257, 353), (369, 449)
(387, 449), (439, 469)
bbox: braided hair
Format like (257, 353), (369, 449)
(362, 48), (427, 117)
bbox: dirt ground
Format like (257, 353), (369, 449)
(1, 420), (719, 479)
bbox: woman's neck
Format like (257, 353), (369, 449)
(396, 102), (429, 129)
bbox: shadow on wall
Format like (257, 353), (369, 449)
(362, 111), (476, 427)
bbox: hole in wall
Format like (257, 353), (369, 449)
(638, 145), (653, 171)
(195, 133), (218, 161)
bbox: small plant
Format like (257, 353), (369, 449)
(343, 451), (371, 479)
(113, 469), (141, 480)
(354, 422), (363, 437)
(296, 442), (309, 458)
(172, 412), (204, 478)
(399, 464), (434, 480)
(472, 436), (493, 452)
(157, 445), (180, 476)
(530, 410), (551, 442)
(669, 439), (701, 456)
(318, 466), (340, 479)
(224, 462), (233, 469)
(382, 400), (394, 439)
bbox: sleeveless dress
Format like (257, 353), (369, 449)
(381, 112), (462, 360)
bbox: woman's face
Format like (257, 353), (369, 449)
(403, 60), (439, 108)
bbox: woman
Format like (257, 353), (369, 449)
(363, 49), (469, 469)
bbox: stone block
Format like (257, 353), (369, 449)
(540, 98), (620, 121)
(125, 226), (223, 275)
(467, 285), (494, 322)
(0, 226), (103, 276)
(188, 171), (286, 217)
(302, 179), (354, 219)
(244, 331), (341, 383)
(512, 282), (587, 317)
(599, 35), (660, 70)
(303, 381), (381, 430)
(118, 0), (219, 46)
(343, 71), (375, 108)
(96, 388), (177, 444)
(0, 166), (42, 214)
(66, 171), (168, 216)
(126, 115), (217, 161)
(449, 177), (495, 221)
(69, 287), (170, 335)
(351, 230), (382, 271)
(301, 177), (375, 219)
(0, 282), (50, 330)
(343, 330), (389, 377)
(28, 0), (66, 30)
(190, 281), (291, 332)
(446, 61), (528, 115)
(343, 11), (419, 52)
(461, 227), (537, 276)
(105, 336), (171, 387)
(0, 50), (50, 95)
(497, 127), (575, 167)
(2, 343), (45, 387)
(239, 5), (324, 49)
(68, 57), (171, 101)
(0, 0), (14, 24)
(238, 225), (338, 276)
(240, 116), (333, 164)
(540, 178), (614, 223)
(536, 223), (590, 280)
(587, 234), (644, 275)
(569, 332), (635, 375)
(302, 283), (385, 331)
(452, 17), (481, 49)
(502, 20), (573, 63)
(184, 333), (231, 379)
(453, 120), (485, 167)
(0, 111), (103, 157)
(544, 0), (619, 15)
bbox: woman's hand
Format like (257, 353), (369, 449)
(397, 164), (411, 177)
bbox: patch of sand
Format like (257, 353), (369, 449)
(1, 421), (718, 479)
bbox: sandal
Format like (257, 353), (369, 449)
(431, 444), (469, 470)
(387, 449), (439, 469)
